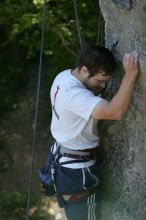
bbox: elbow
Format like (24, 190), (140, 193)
(101, 111), (124, 120)
(114, 111), (124, 120)
(115, 115), (123, 121)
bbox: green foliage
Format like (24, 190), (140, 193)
(0, 137), (15, 173)
(0, 139), (12, 172)
(0, 192), (52, 220)
(0, 192), (33, 220)
(0, 0), (101, 60)
(0, 51), (28, 117)
(0, 0), (104, 116)
(0, 2), (104, 218)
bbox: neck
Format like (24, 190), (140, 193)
(71, 67), (83, 83)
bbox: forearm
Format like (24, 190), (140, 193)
(107, 74), (137, 119)
(91, 52), (139, 120)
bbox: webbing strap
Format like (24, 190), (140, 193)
(58, 159), (89, 166)
(52, 144), (97, 166)
(52, 145), (89, 166)
(60, 146), (91, 156)
(62, 189), (91, 202)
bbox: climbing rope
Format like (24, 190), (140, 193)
(72, 0), (104, 49)
(72, 0), (84, 50)
(26, 0), (47, 219)
(97, 7), (104, 45)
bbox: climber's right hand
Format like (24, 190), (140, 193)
(123, 52), (139, 78)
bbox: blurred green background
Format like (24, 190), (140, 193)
(0, 0), (104, 219)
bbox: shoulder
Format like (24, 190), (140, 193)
(54, 69), (70, 81)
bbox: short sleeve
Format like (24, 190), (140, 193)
(66, 86), (103, 121)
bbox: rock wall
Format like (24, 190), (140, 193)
(98, 1), (146, 219)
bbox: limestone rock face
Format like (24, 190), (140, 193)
(98, 1), (146, 219)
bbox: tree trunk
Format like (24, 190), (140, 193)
(98, 1), (146, 219)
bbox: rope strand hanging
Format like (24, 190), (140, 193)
(26, 0), (47, 219)
(72, 0), (104, 49)
(97, 8), (104, 46)
(72, 0), (84, 51)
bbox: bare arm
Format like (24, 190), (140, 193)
(91, 52), (139, 120)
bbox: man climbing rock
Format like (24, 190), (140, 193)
(47, 45), (139, 220)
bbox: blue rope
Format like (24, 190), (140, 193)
(72, 0), (84, 51)
(26, 0), (47, 219)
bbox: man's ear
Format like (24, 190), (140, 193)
(81, 66), (89, 77)
(101, 72), (106, 76)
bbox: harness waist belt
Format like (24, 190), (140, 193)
(59, 145), (99, 160)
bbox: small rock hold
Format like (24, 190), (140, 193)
(142, 4), (146, 11)
(112, 0), (132, 10)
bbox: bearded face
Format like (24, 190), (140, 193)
(83, 73), (110, 96)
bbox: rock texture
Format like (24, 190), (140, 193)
(98, 1), (146, 219)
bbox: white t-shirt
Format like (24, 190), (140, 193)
(50, 69), (103, 168)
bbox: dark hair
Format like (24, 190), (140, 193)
(78, 45), (116, 77)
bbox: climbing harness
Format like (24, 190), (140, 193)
(26, 0), (47, 219)
(59, 144), (99, 160)
(39, 142), (99, 206)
